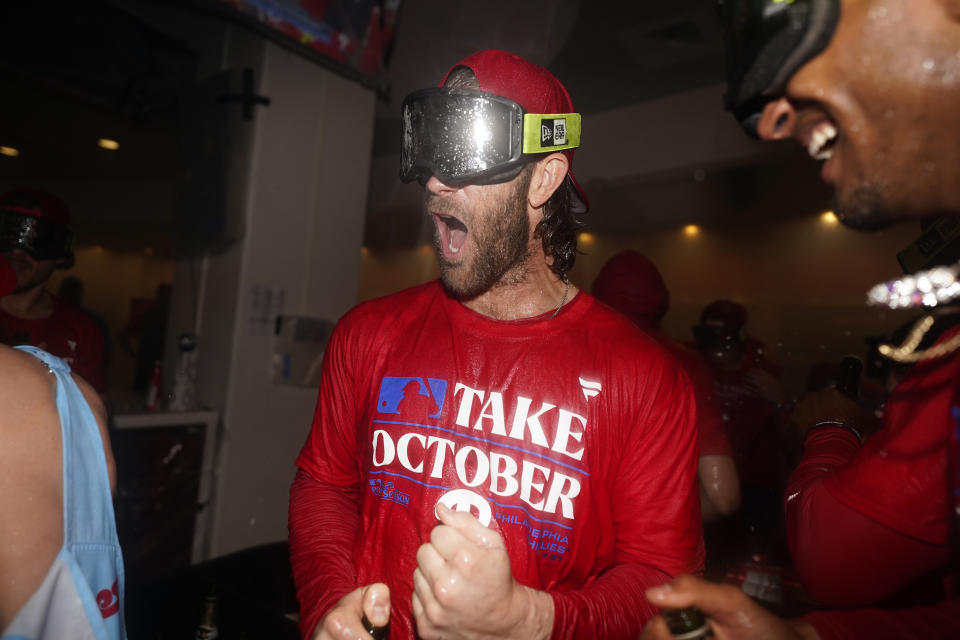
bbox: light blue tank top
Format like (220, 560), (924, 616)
(2, 346), (126, 640)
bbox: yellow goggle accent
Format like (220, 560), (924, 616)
(522, 113), (582, 154)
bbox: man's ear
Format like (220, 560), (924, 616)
(527, 153), (569, 209)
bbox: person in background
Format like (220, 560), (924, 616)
(593, 250), (741, 522)
(290, 49), (703, 640)
(691, 300), (789, 500)
(690, 300), (791, 587)
(119, 284), (171, 392)
(0, 254), (126, 639)
(642, 0), (960, 637)
(58, 275), (112, 370)
(0, 188), (107, 394)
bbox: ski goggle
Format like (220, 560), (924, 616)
(400, 88), (582, 186)
(693, 325), (745, 352)
(716, 0), (839, 137)
(0, 209), (73, 260)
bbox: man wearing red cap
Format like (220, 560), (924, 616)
(0, 189), (107, 394)
(290, 50), (703, 639)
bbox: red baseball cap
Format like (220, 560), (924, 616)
(441, 49), (589, 214)
(0, 188), (72, 227)
(592, 251), (670, 329)
(0, 254), (15, 297)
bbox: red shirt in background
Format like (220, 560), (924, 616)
(700, 340), (787, 490)
(652, 335), (732, 458)
(791, 325), (960, 637)
(0, 294), (106, 393)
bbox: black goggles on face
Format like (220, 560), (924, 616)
(400, 88), (581, 187)
(0, 209), (73, 260)
(716, 0), (839, 137)
(694, 325), (745, 352)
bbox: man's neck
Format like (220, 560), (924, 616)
(460, 259), (576, 322)
(1, 286), (53, 320)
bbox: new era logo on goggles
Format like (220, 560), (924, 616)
(400, 88), (582, 187)
(0, 210), (73, 261)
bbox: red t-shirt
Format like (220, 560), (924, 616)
(0, 294), (106, 393)
(823, 327), (959, 546)
(655, 337), (732, 458)
(787, 326), (960, 614)
(291, 281), (704, 639)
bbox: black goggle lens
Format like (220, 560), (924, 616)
(717, 0), (839, 136)
(0, 210), (72, 261)
(400, 88), (525, 186)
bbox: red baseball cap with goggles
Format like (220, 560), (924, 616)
(0, 188), (74, 263)
(400, 49), (589, 214)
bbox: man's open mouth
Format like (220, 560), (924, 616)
(807, 120), (838, 161)
(433, 213), (468, 257)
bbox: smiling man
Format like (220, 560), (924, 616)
(641, 1), (960, 638)
(289, 50), (703, 640)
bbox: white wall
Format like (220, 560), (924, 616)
(147, 14), (376, 556)
(185, 40), (375, 557)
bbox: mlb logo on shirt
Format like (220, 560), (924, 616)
(376, 376), (447, 419)
(540, 118), (567, 147)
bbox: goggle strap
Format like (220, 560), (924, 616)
(522, 113), (581, 154)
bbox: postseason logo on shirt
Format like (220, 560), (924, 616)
(371, 375), (590, 516)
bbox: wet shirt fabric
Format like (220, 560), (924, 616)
(0, 296), (106, 394)
(1, 347), (125, 640)
(291, 281), (704, 639)
(791, 325), (960, 637)
(822, 325), (960, 546)
(789, 326), (960, 609)
(656, 338), (732, 458)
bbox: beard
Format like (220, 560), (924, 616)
(834, 184), (900, 232)
(432, 171), (532, 300)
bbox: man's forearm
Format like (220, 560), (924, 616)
(289, 469), (362, 638)
(548, 562), (671, 640)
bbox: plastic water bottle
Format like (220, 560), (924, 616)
(169, 332), (198, 411)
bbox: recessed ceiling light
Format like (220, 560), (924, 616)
(98, 138), (119, 150)
(683, 224), (701, 237)
(0, 146), (20, 157)
(821, 211), (838, 225)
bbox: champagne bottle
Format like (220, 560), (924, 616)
(662, 606), (710, 639)
(195, 594), (219, 640)
(361, 612), (388, 640)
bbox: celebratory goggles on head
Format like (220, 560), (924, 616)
(400, 88), (582, 186)
(716, 0), (839, 137)
(0, 209), (73, 261)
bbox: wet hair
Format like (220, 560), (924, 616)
(536, 175), (583, 278)
(443, 66), (583, 278)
